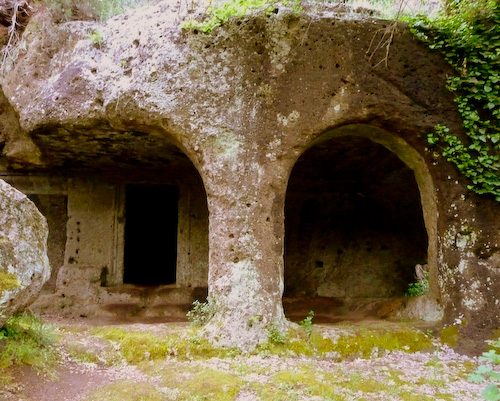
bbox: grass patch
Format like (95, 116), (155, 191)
(0, 313), (58, 373)
(345, 371), (391, 392)
(84, 381), (167, 401)
(138, 364), (244, 401)
(398, 391), (446, 401)
(328, 327), (433, 359)
(256, 325), (432, 360)
(270, 365), (339, 399)
(91, 323), (432, 364)
(62, 334), (122, 366)
(255, 363), (456, 401)
(177, 368), (244, 401)
(92, 327), (171, 363)
(440, 325), (460, 347)
(91, 327), (239, 363)
(416, 377), (447, 387)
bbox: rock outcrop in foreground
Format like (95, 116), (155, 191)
(0, 179), (49, 327)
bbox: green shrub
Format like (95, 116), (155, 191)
(299, 310), (314, 338)
(87, 30), (103, 46)
(405, 278), (429, 297)
(267, 320), (286, 345)
(186, 298), (216, 326)
(0, 313), (58, 373)
(469, 337), (500, 400)
(409, 1), (500, 201)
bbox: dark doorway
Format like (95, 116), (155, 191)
(124, 185), (178, 285)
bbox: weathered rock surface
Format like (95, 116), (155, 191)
(0, 178), (49, 327)
(0, 1), (498, 351)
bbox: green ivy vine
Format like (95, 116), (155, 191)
(180, 0), (500, 199)
(409, 1), (500, 201)
(181, 0), (301, 34)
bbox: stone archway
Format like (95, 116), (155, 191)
(5, 123), (211, 319)
(284, 124), (440, 321)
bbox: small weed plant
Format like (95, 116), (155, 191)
(299, 310), (314, 339)
(87, 30), (103, 46)
(267, 320), (286, 345)
(187, 298), (216, 326)
(469, 337), (500, 400)
(405, 264), (429, 297)
(405, 278), (429, 297)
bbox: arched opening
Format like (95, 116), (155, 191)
(284, 125), (437, 322)
(9, 123), (210, 319)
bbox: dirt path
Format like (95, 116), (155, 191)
(1, 317), (488, 401)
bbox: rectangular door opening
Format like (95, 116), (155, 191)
(123, 185), (178, 285)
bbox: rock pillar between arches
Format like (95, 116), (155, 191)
(200, 158), (288, 351)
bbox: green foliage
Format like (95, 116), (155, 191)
(41, 0), (155, 22)
(325, 327), (432, 359)
(469, 337), (500, 400)
(267, 320), (286, 344)
(410, 1), (500, 201)
(405, 265), (429, 297)
(186, 298), (216, 326)
(87, 30), (103, 46)
(256, 325), (432, 359)
(93, 326), (239, 362)
(299, 310), (314, 338)
(0, 313), (57, 373)
(181, 0), (302, 34)
(84, 381), (166, 401)
(405, 278), (429, 297)
(440, 324), (460, 347)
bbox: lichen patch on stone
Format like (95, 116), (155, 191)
(0, 270), (19, 297)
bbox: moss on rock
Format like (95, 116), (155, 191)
(440, 325), (460, 347)
(0, 271), (19, 297)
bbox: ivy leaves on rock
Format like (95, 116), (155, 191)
(181, 0), (301, 33)
(410, 1), (500, 201)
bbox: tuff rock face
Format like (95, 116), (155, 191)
(0, 178), (49, 327)
(0, 1), (498, 352)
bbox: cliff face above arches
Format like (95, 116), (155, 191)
(0, 2), (459, 170)
(0, 1), (499, 352)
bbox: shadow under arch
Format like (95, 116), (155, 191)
(21, 121), (211, 319)
(284, 123), (439, 322)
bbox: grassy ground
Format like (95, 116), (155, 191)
(0, 315), (488, 400)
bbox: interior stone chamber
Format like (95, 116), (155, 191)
(285, 136), (427, 299)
